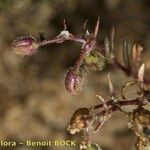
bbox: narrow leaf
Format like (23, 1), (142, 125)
(108, 74), (114, 95)
(96, 95), (107, 109)
(93, 17), (100, 38)
(81, 19), (88, 34)
(136, 44), (143, 67)
(85, 30), (90, 37)
(104, 35), (110, 58)
(110, 25), (115, 53)
(63, 19), (67, 30)
(138, 63), (145, 83)
(123, 40), (130, 69)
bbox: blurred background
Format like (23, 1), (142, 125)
(0, 0), (149, 150)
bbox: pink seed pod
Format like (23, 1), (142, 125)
(65, 68), (85, 95)
(11, 36), (39, 56)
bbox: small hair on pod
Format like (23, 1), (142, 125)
(11, 36), (39, 56)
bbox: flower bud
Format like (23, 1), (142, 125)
(11, 36), (39, 56)
(65, 68), (85, 95)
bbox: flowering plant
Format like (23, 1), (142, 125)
(11, 18), (150, 150)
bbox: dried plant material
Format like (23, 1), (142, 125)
(132, 44), (143, 72)
(85, 30), (90, 37)
(123, 40), (130, 69)
(67, 108), (90, 134)
(128, 107), (150, 150)
(96, 95), (107, 109)
(129, 107), (150, 138)
(104, 35), (110, 59)
(81, 19), (89, 38)
(110, 26), (114, 53)
(81, 20), (88, 32)
(93, 17), (100, 38)
(104, 36), (114, 64)
(108, 74), (114, 95)
(132, 44), (138, 68)
(104, 29), (115, 64)
(121, 81), (137, 99)
(94, 95), (112, 133)
(135, 137), (150, 150)
(63, 19), (67, 30)
(138, 64), (145, 84)
(137, 44), (143, 65)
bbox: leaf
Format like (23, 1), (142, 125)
(81, 19), (88, 37)
(136, 44), (143, 67)
(108, 74), (114, 95)
(96, 95), (107, 109)
(93, 17), (100, 38)
(131, 44), (143, 70)
(131, 44), (137, 67)
(104, 35), (110, 58)
(63, 19), (67, 30)
(85, 30), (90, 37)
(123, 40), (130, 69)
(110, 25), (115, 53)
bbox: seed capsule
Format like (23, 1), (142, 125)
(65, 68), (85, 95)
(67, 108), (90, 134)
(129, 107), (150, 139)
(11, 36), (39, 56)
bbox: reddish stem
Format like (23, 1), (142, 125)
(91, 98), (140, 110)
(89, 96), (150, 118)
